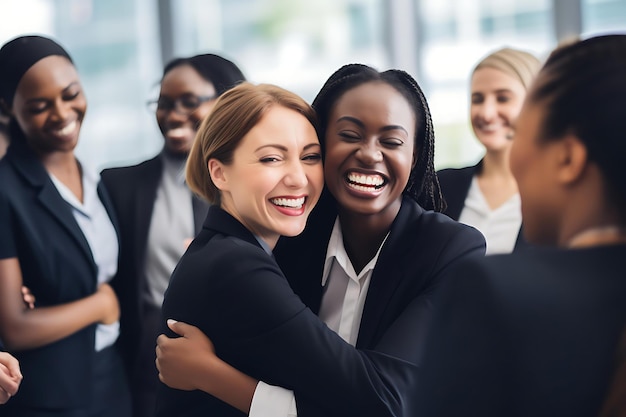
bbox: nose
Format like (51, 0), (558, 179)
(49, 98), (71, 122)
(284, 160), (309, 189)
(476, 98), (497, 121)
(355, 141), (383, 165)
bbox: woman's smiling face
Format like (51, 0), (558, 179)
(323, 81), (416, 218)
(11, 55), (86, 154)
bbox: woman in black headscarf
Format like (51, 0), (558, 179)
(0, 35), (131, 417)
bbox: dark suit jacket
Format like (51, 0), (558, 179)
(416, 243), (626, 417)
(0, 142), (119, 410)
(101, 152), (209, 374)
(437, 161), (529, 251)
(156, 203), (484, 417)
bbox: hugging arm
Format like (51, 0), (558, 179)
(159, 227), (485, 417)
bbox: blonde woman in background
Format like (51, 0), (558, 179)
(438, 47), (541, 254)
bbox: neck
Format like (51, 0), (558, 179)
(163, 147), (189, 162)
(480, 150), (515, 179)
(567, 225), (626, 248)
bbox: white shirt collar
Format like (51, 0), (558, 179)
(322, 216), (389, 285)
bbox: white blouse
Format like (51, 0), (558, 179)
(458, 176), (522, 255)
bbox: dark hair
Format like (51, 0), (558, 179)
(529, 34), (626, 209)
(186, 82), (317, 204)
(162, 53), (246, 97)
(311, 63), (444, 212)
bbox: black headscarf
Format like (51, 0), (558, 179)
(0, 35), (73, 107)
(162, 53), (246, 96)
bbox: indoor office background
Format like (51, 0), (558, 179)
(1, 0), (625, 171)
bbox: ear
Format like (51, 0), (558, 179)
(207, 158), (228, 192)
(556, 134), (588, 185)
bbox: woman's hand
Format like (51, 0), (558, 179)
(156, 320), (258, 413)
(21, 286), (35, 309)
(155, 320), (215, 391)
(95, 283), (119, 324)
(0, 352), (22, 404)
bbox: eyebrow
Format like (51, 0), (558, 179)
(25, 82), (80, 104)
(337, 116), (409, 134)
(254, 142), (321, 152)
(472, 88), (515, 96)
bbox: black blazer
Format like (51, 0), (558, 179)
(437, 161), (529, 251)
(101, 152), (209, 372)
(156, 204), (484, 417)
(0, 142), (119, 409)
(416, 244), (626, 417)
(274, 192), (486, 415)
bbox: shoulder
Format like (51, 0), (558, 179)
(401, 199), (485, 248)
(100, 154), (162, 183)
(437, 165), (476, 184)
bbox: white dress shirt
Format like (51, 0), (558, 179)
(249, 218), (388, 417)
(49, 165), (120, 351)
(458, 176), (521, 255)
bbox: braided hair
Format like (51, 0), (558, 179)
(311, 64), (445, 212)
(529, 34), (626, 216)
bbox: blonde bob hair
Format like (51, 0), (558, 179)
(186, 82), (318, 205)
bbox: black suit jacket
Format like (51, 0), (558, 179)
(156, 204), (484, 417)
(437, 161), (529, 251)
(416, 244), (626, 417)
(101, 152), (209, 373)
(0, 142), (119, 409)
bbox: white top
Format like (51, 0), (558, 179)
(249, 218), (388, 417)
(458, 176), (522, 255)
(49, 166), (120, 352)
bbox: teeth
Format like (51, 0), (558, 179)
(54, 121), (76, 136)
(347, 173), (384, 187)
(271, 197), (305, 208)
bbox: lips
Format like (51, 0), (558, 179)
(269, 196), (305, 209)
(165, 126), (195, 140)
(345, 171), (387, 192)
(49, 120), (78, 138)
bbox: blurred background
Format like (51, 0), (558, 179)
(1, 0), (625, 171)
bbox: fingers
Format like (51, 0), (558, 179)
(0, 388), (10, 405)
(0, 353), (22, 380)
(167, 319), (198, 338)
(21, 286), (35, 309)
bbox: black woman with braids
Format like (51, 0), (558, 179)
(154, 64), (486, 417)
(414, 34), (626, 417)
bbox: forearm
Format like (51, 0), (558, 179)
(196, 355), (258, 414)
(1, 293), (105, 351)
(0, 258), (108, 351)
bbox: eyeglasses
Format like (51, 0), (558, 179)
(146, 93), (216, 115)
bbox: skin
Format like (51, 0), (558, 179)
(155, 81), (419, 411)
(0, 351), (22, 404)
(0, 55), (119, 351)
(510, 97), (624, 247)
(157, 64), (217, 156)
(470, 66), (527, 210)
(323, 81), (416, 272)
(209, 105), (324, 249)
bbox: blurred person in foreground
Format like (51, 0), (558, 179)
(416, 34), (626, 417)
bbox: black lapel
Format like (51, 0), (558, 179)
(10, 146), (96, 275)
(356, 197), (422, 348)
(132, 155), (163, 263)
